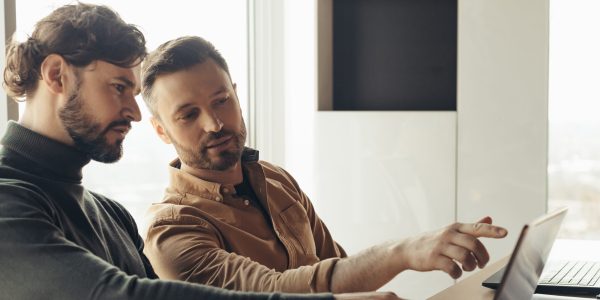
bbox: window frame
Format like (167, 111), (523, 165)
(1, 0), (18, 134)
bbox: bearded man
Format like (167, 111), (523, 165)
(141, 36), (507, 294)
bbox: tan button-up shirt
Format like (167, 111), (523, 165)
(144, 149), (346, 293)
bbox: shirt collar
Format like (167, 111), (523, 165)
(167, 147), (259, 202)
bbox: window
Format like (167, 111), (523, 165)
(548, 0), (600, 238)
(15, 0), (249, 229)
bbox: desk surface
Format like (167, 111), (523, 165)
(428, 240), (600, 300)
(428, 256), (508, 300)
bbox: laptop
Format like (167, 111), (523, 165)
(481, 208), (571, 300)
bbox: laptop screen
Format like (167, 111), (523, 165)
(494, 208), (567, 300)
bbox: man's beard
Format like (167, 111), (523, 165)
(171, 121), (247, 171)
(58, 80), (131, 163)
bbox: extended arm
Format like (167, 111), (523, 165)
(329, 217), (507, 292)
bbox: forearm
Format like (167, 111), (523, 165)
(331, 218), (509, 292)
(330, 241), (407, 293)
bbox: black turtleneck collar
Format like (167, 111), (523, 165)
(0, 121), (91, 183)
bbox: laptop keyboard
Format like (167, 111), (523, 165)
(539, 261), (600, 286)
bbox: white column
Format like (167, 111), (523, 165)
(248, 0), (286, 166)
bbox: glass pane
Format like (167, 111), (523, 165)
(548, 0), (600, 239)
(15, 1), (248, 229)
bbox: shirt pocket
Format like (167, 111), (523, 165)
(279, 202), (317, 256)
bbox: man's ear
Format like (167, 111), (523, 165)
(39, 54), (67, 95)
(150, 116), (172, 144)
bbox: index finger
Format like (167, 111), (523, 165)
(456, 222), (508, 238)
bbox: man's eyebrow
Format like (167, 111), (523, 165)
(210, 86), (227, 97)
(115, 76), (135, 88)
(173, 103), (193, 115)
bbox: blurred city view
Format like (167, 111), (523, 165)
(549, 121), (600, 239)
(548, 0), (600, 239)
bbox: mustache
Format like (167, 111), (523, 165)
(102, 119), (132, 134)
(200, 130), (234, 148)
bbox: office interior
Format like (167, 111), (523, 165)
(1, 0), (598, 299)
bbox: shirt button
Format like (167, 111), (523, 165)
(222, 187), (229, 193)
(215, 196), (222, 202)
(243, 199), (250, 206)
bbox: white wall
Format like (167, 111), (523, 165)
(456, 0), (549, 260)
(312, 112), (457, 297)
(260, 0), (549, 299)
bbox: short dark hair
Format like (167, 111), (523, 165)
(141, 36), (230, 117)
(3, 2), (147, 100)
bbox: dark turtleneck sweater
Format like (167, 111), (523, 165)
(0, 121), (332, 300)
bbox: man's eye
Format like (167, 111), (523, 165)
(217, 96), (230, 105)
(180, 110), (198, 121)
(113, 84), (126, 94)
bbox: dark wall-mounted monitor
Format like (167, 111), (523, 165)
(318, 0), (457, 111)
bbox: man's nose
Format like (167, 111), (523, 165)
(202, 112), (224, 133)
(123, 95), (142, 122)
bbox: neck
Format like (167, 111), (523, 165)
(181, 161), (243, 185)
(20, 92), (74, 146)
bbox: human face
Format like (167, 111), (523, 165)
(59, 61), (142, 163)
(151, 59), (246, 171)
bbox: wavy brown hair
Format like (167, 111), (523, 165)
(3, 2), (146, 100)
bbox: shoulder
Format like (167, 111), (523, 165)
(241, 148), (302, 189)
(257, 160), (300, 186)
(0, 164), (49, 199)
(0, 176), (47, 196)
(251, 160), (319, 212)
(0, 177), (54, 217)
(146, 202), (215, 231)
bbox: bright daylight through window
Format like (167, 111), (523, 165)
(14, 0), (249, 229)
(548, 0), (600, 239)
